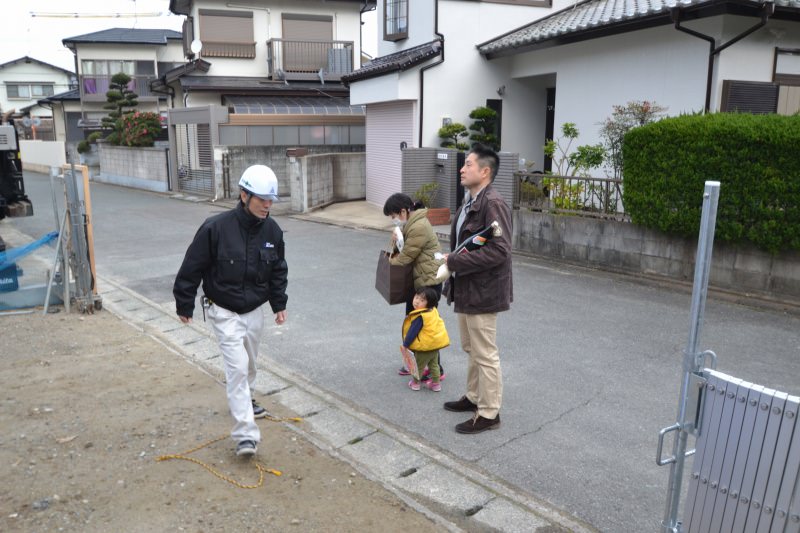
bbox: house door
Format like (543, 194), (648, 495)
(544, 87), (556, 173)
(485, 98), (502, 148)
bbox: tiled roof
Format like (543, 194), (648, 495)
(0, 56), (74, 77)
(37, 89), (80, 103)
(342, 40), (442, 84)
(63, 28), (182, 46)
(479, 0), (800, 57)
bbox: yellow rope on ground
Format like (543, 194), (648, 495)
(155, 416), (302, 489)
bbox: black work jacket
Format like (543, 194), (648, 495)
(173, 202), (288, 318)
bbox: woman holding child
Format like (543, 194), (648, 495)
(383, 193), (446, 384)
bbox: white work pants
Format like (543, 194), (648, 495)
(208, 304), (264, 444)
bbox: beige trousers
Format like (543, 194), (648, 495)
(458, 312), (502, 419)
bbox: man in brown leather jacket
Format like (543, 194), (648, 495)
(442, 144), (513, 434)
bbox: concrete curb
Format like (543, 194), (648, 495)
(98, 275), (595, 533)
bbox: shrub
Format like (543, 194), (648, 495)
(543, 123), (605, 177)
(120, 111), (162, 147)
(468, 106), (500, 151)
(623, 113), (800, 254)
(438, 123), (468, 150)
(599, 100), (666, 179)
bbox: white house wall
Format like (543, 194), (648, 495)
(507, 23), (710, 165)
(188, 0), (363, 78)
(0, 62), (74, 118)
(414, 0), (575, 148)
(349, 70), (421, 105)
(714, 18), (800, 108)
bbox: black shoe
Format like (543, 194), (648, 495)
(455, 414), (501, 434)
(443, 395), (477, 412)
(252, 399), (268, 419)
(236, 440), (257, 456)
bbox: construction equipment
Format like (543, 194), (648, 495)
(0, 116), (33, 221)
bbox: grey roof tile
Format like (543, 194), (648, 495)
(342, 40), (442, 83)
(479, 0), (800, 55)
(63, 28), (182, 46)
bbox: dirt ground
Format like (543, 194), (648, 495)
(0, 310), (439, 533)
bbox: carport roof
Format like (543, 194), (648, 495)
(478, 0), (800, 58)
(224, 96), (365, 115)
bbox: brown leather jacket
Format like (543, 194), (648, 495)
(444, 185), (513, 314)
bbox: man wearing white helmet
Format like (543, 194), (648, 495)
(174, 165), (288, 457)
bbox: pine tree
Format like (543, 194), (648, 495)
(102, 72), (139, 145)
(468, 106), (500, 151)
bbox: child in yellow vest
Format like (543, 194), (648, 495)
(400, 286), (450, 392)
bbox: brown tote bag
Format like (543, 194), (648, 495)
(375, 249), (413, 305)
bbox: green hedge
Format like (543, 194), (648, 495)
(622, 113), (800, 254)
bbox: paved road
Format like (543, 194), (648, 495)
(7, 172), (800, 532)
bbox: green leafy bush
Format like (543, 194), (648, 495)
(120, 111), (162, 147)
(623, 113), (800, 253)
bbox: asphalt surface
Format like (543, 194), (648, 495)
(6, 171), (800, 532)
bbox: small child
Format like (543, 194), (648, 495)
(400, 286), (450, 392)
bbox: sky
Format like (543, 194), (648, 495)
(3, 0), (377, 72)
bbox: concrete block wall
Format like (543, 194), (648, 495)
(401, 148), (518, 213)
(513, 210), (800, 303)
(97, 144), (169, 193)
(227, 145), (365, 197)
(289, 152), (366, 213)
(332, 153), (366, 201)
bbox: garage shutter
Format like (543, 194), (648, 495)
(366, 101), (415, 206)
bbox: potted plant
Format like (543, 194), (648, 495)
(414, 182), (450, 226)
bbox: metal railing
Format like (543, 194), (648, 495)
(80, 75), (158, 100)
(267, 39), (354, 81)
(513, 171), (628, 220)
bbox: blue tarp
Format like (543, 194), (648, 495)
(0, 231), (58, 271)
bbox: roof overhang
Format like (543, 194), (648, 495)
(479, 0), (800, 59)
(342, 39), (443, 84)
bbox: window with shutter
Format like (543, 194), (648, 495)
(720, 80), (778, 114)
(198, 9), (255, 58)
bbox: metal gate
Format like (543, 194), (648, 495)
(657, 181), (800, 532)
(683, 370), (800, 532)
(174, 122), (214, 195)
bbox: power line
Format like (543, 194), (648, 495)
(29, 12), (163, 19)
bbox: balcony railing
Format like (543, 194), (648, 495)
(267, 39), (354, 82)
(80, 75), (158, 101)
(514, 171), (628, 220)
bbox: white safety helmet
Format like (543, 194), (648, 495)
(239, 165), (279, 201)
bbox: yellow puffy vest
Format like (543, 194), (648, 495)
(402, 306), (450, 352)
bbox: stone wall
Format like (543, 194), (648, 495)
(97, 144), (169, 193)
(513, 210), (800, 302)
